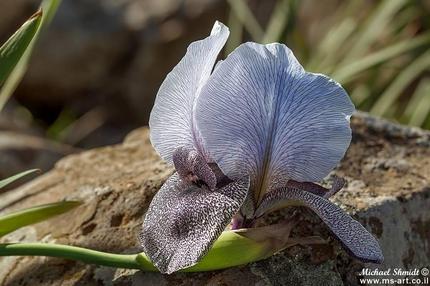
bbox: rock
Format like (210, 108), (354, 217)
(0, 112), (429, 285)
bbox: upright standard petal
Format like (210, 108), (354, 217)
(255, 187), (384, 263)
(196, 43), (354, 201)
(149, 21), (229, 164)
(140, 173), (249, 274)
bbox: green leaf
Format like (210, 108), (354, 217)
(403, 79), (430, 127)
(0, 10), (42, 86)
(41, 0), (61, 25)
(181, 229), (269, 272)
(225, 7), (243, 55)
(0, 0), (62, 112)
(0, 169), (39, 189)
(332, 32), (430, 84)
(340, 0), (407, 63)
(262, 0), (290, 44)
(306, 0), (360, 72)
(0, 201), (81, 237)
(226, 0), (263, 42)
(306, 18), (357, 73)
(370, 50), (430, 116)
(350, 84), (371, 107)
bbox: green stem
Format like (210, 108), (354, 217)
(0, 243), (151, 270)
(0, 229), (275, 272)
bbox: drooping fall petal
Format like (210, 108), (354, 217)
(255, 187), (384, 264)
(285, 176), (345, 198)
(140, 173), (249, 274)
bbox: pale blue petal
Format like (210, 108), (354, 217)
(196, 43), (354, 199)
(149, 21), (229, 164)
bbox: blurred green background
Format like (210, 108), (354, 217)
(226, 0), (430, 131)
(0, 0), (429, 179)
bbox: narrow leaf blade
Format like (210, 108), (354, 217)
(256, 188), (384, 263)
(0, 0), (62, 111)
(370, 50), (430, 116)
(0, 10), (42, 85)
(0, 169), (39, 189)
(332, 32), (430, 84)
(0, 201), (81, 237)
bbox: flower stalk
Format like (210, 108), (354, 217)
(0, 227), (284, 272)
(0, 242), (143, 270)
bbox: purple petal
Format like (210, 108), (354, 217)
(140, 173), (249, 273)
(285, 180), (330, 197)
(285, 176), (345, 198)
(172, 146), (217, 190)
(255, 187), (383, 263)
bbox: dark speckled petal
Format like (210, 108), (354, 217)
(140, 173), (249, 274)
(172, 146), (217, 190)
(255, 187), (384, 264)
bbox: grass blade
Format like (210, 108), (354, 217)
(403, 79), (430, 127)
(370, 50), (430, 116)
(225, 7), (244, 55)
(41, 0), (61, 25)
(332, 32), (430, 84)
(0, 10), (42, 86)
(0, 0), (62, 112)
(0, 201), (81, 237)
(0, 169), (39, 189)
(306, 0), (361, 72)
(341, 0), (406, 62)
(262, 0), (289, 44)
(350, 84), (371, 107)
(307, 18), (357, 72)
(226, 0), (263, 42)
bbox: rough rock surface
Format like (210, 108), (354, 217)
(0, 112), (429, 285)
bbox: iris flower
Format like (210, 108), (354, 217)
(140, 21), (383, 274)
